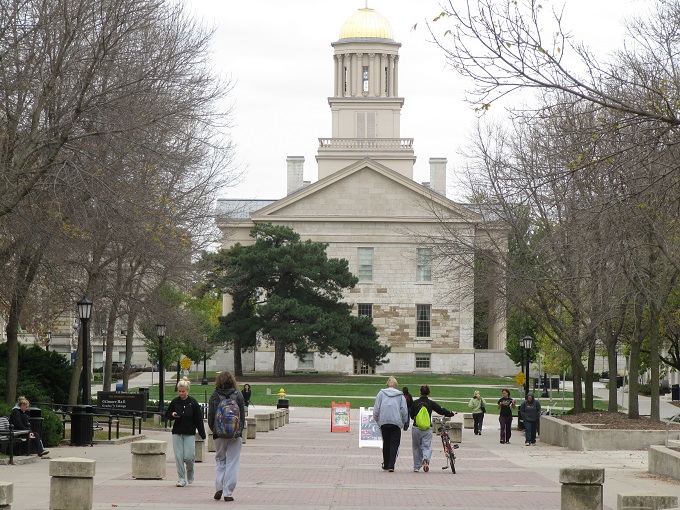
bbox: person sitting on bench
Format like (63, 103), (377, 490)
(10, 396), (48, 457)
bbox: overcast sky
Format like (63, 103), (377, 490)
(185, 0), (648, 201)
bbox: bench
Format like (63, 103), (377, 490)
(0, 417), (30, 464)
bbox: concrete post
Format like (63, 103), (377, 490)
(0, 482), (13, 509)
(617, 493), (679, 510)
(207, 434), (216, 452)
(195, 435), (205, 462)
(463, 414), (474, 429)
(247, 417), (257, 439)
(269, 412), (277, 430)
(131, 440), (167, 480)
(255, 414), (270, 432)
(560, 467), (604, 510)
(49, 457), (96, 510)
(284, 408), (290, 424)
(277, 410), (285, 427)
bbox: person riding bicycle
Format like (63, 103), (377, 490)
(410, 385), (455, 473)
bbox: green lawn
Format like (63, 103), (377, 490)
(128, 374), (601, 414)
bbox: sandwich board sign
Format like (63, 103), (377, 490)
(358, 407), (382, 448)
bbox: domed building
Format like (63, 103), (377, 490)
(216, 7), (511, 376)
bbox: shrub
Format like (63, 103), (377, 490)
(637, 384), (663, 396)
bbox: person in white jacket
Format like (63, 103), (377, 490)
(373, 376), (409, 472)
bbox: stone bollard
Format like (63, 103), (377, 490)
(463, 413), (474, 429)
(269, 412), (277, 430)
(0, 482), (13, 509)
(195, 435), (205, 462)
(131, 440), (167, 480)
(284, 408), (290, 424)
(617, 493), (679, 510)
(277, 409), (285, 427)
(207, 434), (216, 452)
(49, 457), (96, 510)
(255, 414), (270, 432)
(247, 417), (257, 439)
(560, 467), (604, 510)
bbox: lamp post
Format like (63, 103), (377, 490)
(202, 334), (209, 385)
(157, 324), (166, 415)
(77, 297), (93, 405)
(521, 335), (534, 397)
(46, 331), (51, 352)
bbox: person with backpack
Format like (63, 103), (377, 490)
(410, 385), (455, 473)
(208, 371), (246, 502)
(373, 376), (409, 472)
(165, 378), (206, 487)
(467, 390), (487, 435)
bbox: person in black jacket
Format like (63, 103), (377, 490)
(410, 385), (455, 473)
(402, 386), (413, 416)
(165, 378), (206, 487)
(208, 371), (246, 502)
(10, 396), (48, 457)
(242, 383), (252, 412)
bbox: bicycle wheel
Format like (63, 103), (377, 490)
(442, 436), (456, 474)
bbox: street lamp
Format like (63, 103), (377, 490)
(202, 334), (209, 385)
(77, 297), (93, 405)
(156, 324), (166, 415)
(521, 335), (534, 397)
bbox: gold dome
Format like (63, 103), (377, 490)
(338, 8), (393, 41)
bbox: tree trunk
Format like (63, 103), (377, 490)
(5, 316), (19, 404)
(233, 336), (243, 377)
(69, 328), (83, 406)
(122, 312), (137, 392)
(649, 304), (660, 421)
(570, 355), (584, 413)
(628, 342), (640, 419)
(273, 339), (286, 377)
(585, 343), (595, 412)
(607, 343), (619, 412)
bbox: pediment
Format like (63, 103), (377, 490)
(251, 160), (480, 223)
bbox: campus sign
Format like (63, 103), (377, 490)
(97, 391), (147, 412)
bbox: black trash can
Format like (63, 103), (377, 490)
(616, 376), (624, 389)
(672, 384), (680, 401)
(276, 398), (289, 409)
(27, 407), (44, 454)
(71, 405), (94, 446)
(138, 388), (150, 418)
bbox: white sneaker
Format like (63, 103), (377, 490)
(525, 442), (530, 446)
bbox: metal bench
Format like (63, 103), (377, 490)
(0, 416), (30, 464)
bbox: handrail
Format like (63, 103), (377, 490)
(664, 411), (680, 447)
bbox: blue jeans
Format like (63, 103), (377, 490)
(524, 420), (537, 444)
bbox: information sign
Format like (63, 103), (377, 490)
(331, 401), (351, 433)
(97, 391), (147, 412)
(358, 407), (382, 448)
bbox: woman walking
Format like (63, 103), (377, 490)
(373, 376), (409, 472)
(497, 388), (515, 444)
(520, 392), (541, 446)
(410, 385), (455, 473)
(165, 378), (206, 487)
(467, 390), (486, 435)
(208, 371), (246, 501)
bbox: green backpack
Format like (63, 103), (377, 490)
(414, 403), (431, 431)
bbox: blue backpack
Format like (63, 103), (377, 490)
(214, 392), (241, 439)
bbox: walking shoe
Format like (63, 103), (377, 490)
(500, 440), (505, 444)
(388, 468), (394, 472)
(38, 450), (49, 457)
(176, 482), (186, 487)
(214, 490), (223, 500)
(422, 459), (429, 473)
(187, 478), (194, 485)
(525, 442), (530, 446)
(224, 496), (234, 502)
(413, 468), (419, 472)
(381, 463), (388, 470)
(531, 442), (536, 446)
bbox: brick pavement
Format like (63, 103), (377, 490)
(2, 406), (678, 509)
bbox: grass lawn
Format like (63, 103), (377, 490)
(129, 374), (603, 414)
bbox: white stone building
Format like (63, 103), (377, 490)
(216, 7), (513, 376)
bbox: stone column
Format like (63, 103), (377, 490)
(0, 482), (13, 509)
(131, 440), (167, 480)
(269, 412), (277, 430)
(394, 56), (399, 97)
(617, 493), (679, 510)
(343, 54), (351, 97)
(207, 434), (216, 452)
(379, 54), (386, 97)
(560, 467), (604, 510)
(255, 414), (270, 433)
(368, 53), (376, 96)
(195, 435), (205, 462)
(49, 457), (96, 510)
(284, 408), (290, 424)
(247, 417), (257, 439)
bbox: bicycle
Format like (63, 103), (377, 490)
(434, 419), (459, 474)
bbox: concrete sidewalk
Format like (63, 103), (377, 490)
(1, 406), (678, 509)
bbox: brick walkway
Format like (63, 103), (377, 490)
(3, 406), (677, 509)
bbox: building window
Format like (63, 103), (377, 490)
(417, 248), (432, 282)
(358, 247), (374, 281)
(358, 303), (373, 318)
(416, 304), (431, 337)
(362, 65), (369, 92)
(356, 112), (376, 138)
(298, 354), (314, 368)
(415, 353), (431, 369)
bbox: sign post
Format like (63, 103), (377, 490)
(331, 401), (350, 432)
